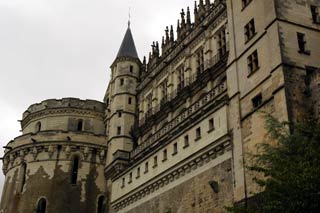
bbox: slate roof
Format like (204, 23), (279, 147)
(116, 25), (139, 59)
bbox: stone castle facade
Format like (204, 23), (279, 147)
(1, 0), (320, 212)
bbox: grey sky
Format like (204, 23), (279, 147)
(0, 0), (195, 196)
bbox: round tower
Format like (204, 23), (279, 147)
(0, 98), (108, 213)
(104, 23), (140, 177)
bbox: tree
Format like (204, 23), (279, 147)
(227, 115), (320, 213)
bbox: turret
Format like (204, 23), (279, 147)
(104, 22), (141, 178)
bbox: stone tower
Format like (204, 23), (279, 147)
(104, 23), (141, 178)
(0, 98), (108, 213)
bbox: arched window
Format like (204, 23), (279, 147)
(77, 120), (83, 131)
(97, 195), (106, 213)
(71, 156), (79, 184)
(36, 198), (47, 213)
(35, 122), (41, 132)
(20, 163), (27, 192)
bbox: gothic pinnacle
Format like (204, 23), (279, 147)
(170, 25), (174, 42)
(165, 26), (170, 43)
(187, 7), (191, 25)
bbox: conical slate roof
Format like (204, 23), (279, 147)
(116, 25), (139, 59)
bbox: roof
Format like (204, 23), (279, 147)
(116, 25), (139, 59)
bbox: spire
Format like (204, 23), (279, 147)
(187, 7), (191, 25)
(116, 24), (139, 59)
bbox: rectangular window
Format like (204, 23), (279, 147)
(195, 127), (201, 141)
(136, 167), (140, 178)
(177, 65), (185, 91)
(252, 93), (262, 108)
(217, 28), (227, 57)
(242, 0), (252, 9)
(297, 32), (310, 55)
(172, 143), (178, 155)
(130, 65), (134, 73)
(120, 78), (124, 86)
(163, 149), (168, 161)
(121, 178), (125, 188)
(160, 79), (168, 105)
(144, 162), (149, 173)
(209, 118), (215, 131)
(196, 48), (204, 75)
(117, 126), (121, 135)
(244, 19), (256, 43)
(128, 97), (132, 104)
(118, 111), (122, 118)
(183, 135), (189, 148)
(128, 172), (132, 183)
(247, 50), (259, 75)
(153, 156), (158, 168)
(311, 5), (320, 24)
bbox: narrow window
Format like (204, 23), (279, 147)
(247, 50), (259, 75)
(128, 173), (132, 183)
(77, 120), (83, 131)
(244, 19), (256, 42)
(217, 28), (227, 57)
(177, 65), (185, 91)
(128, 97), (132, 105)
(209, 118), (215, 131)
(183, 135), (189, 148)
(36, 198), (47, 213)
(196, 127), (201, 140)
(118, 111), (122, 118)
(129, 65), (134, 73)
(20, 163), (27, 192)
(121, 178), (125, 188)
(297, 32), (310, 55)
(71, 156), (79, 184)
(97, 196), (106, 213)
(35, 122), (41, 132)
(311, 5), (320, 23)
(153, 156), (158, 168)
(173, 143), (178, 155)
(117, 126), (121, 135)
(196, 48), (204, 75)
(144, 162), (149, 173)
(136, 167), (140, 178)
(120, 78), (124, 86)
(252, 93), (263, 108)
(163, 149), (168, 161)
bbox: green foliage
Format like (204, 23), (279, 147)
(228, 114), (320, 213)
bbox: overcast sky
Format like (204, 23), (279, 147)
(0, 0), (198, 196)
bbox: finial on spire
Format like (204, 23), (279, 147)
(128, 7), (131, 28)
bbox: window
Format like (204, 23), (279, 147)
(252, 93), (263, 108)
(172, 143), (178, 155)
(20, 163), (27, 192)
(183, 135), (189, 148)
(195, 127), (201, 140)
(121, 178), (125, 188)
(153, 156), (158, 168)
(136, 167), (140, 178)
(217, 28), (227, 57)
(117, 126), (121, 135)
(71, 156), (79, 184)
(120, 78), (124, 86)
(128, 173), (132, 183)
(297, 32), (310, 55)
(247, 50), (259, 75)
(35, 122), (41, 132)
(144, 162), (149, 173)
(118, 111), (122, 118)
(163, 149), (168, 161)
(146, 94), (153, 118)
(128, 97), (132, 105)
(196, 48), (204, 75)
(242, 0), (252, 9)
(244, 19), (256, 42)
(77, 120), (83, 131)
(209, 118), (215, 131)
(160, 79), (168, 104)
(36, 198), (47, 213)
(311, 5), (320, 24)
(177, 65), (185, 91)
(130, 65), (134, 73)
(97, 196), (106, 213)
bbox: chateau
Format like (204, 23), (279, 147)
(1, 0), (320, 212)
